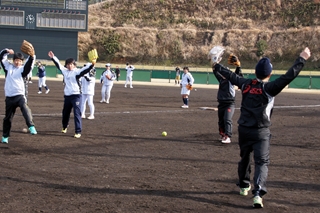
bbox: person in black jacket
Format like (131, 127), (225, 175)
(213, 54), (243, 144)
(212, 47), (311, 208)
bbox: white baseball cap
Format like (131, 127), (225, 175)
(105, 63), (111, 67)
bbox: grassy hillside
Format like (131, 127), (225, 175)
(79, 0), (320, 69)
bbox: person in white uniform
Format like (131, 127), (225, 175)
(100, 63), (116, 103)
(81, 66), (96, 119)
(124, 63), (135, 88)
(180, 66), (195, 108)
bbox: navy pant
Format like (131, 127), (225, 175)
(237, 125), (270, 197)
(217, 102), (235, 137)
(3, 95), (34, 137)
(62, 94), (82, 134)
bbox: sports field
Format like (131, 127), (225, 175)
(0, 78), (319, 213)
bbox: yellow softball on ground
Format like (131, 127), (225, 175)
(162, 131), (167, 137)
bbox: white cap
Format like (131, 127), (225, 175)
(105, 63), (111, 67)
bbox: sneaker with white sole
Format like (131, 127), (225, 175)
(87, 115), (95, 120)
(29, 126), (37, 135)
(253, 194), (263, 208)
(221, 136), (231, 144)
(38, 91), (42, 94)
(45, 89), (50, 94)
(181, 105), (189, 109)
(74, 133), (81, 138)
(1, 136), (8, 144)
(61, 128), (67, 133)
(240, 185), (251, 196)
(100, 100), (106, 103)
(81, 115), (86, 119)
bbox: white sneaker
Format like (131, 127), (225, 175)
(81, 115), (86, 119)
(124, 85), (127, 88)
(221, 136), (231, 144)
(181, 105), (189, 109)
(100, 100), (106, 103)
(106, 100), (109, 104)
(37, 91), (42, 94)
(87, 115), (95, 120)
(130, 86), (133, 88)
(45, 89), (50, 94)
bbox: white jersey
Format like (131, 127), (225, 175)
(100, 69), (116, 86)
(52, 56), (93, 96)
(180, 72), (194, 87)
(0, 50), (35, 97)
(81, 73), (96, 95)
(126, 65), (135, 77)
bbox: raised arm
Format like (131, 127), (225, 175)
(264, 47), (311, 96)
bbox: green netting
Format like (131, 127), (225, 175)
(310, 76), (320, 89)
(191, 72), (208, 84)
(151, 70), (170, 79)
(132, 70), (151, 82)
(289, 76), (311, 89)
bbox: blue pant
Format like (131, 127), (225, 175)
(62, 94), (82, 134)
(237, 125), (271, 197)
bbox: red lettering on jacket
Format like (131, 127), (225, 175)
(243, 85), (251, 93)
(249, 88), (262, 94)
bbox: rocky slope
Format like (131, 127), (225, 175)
(79, 0), (320, 69)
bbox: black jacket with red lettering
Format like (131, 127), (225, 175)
(213, 56), (306, 128)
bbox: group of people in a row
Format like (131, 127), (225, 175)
(0, 46), (137, 142)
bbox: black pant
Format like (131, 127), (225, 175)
(237, 125), (271, 196)
(62, 94), (82, 134)
(217, 101), (235, 137)
(3, 95), (34, 137)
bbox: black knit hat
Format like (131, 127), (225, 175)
(255, 57), (272, 78)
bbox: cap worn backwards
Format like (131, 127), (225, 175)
(255, 57), (272, 78)
(105, 63), (111, 67)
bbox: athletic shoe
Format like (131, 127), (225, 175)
(181, 105), (189, 109)
(240, 185), (251, 196)
(1, 136), (8, 144)
(221, 136), (231, 144)
(38, 91), (42, 94)
(29, 126), (37, 135)
(106, 100), (109, 104)
(45, 89), (50, 94)
(81, 115), (86, 119)
(253, 195), (263, 208)
(100, 100), (106, 103)
(124, 85), (127, 88)
(130, 86), (133, 88)
(87, 115), (95, 120)
(74, 133), (81, 138)
(61, 128), (67, 133)
(29, 81), (32, 84)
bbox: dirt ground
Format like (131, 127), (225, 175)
(0, 78), (319, 213)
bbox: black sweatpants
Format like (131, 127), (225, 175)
(62, 94), (82, 134)
(3, 95), (34, 137)
(217, 101), (235, 137)
(237, 125), (271, 197)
